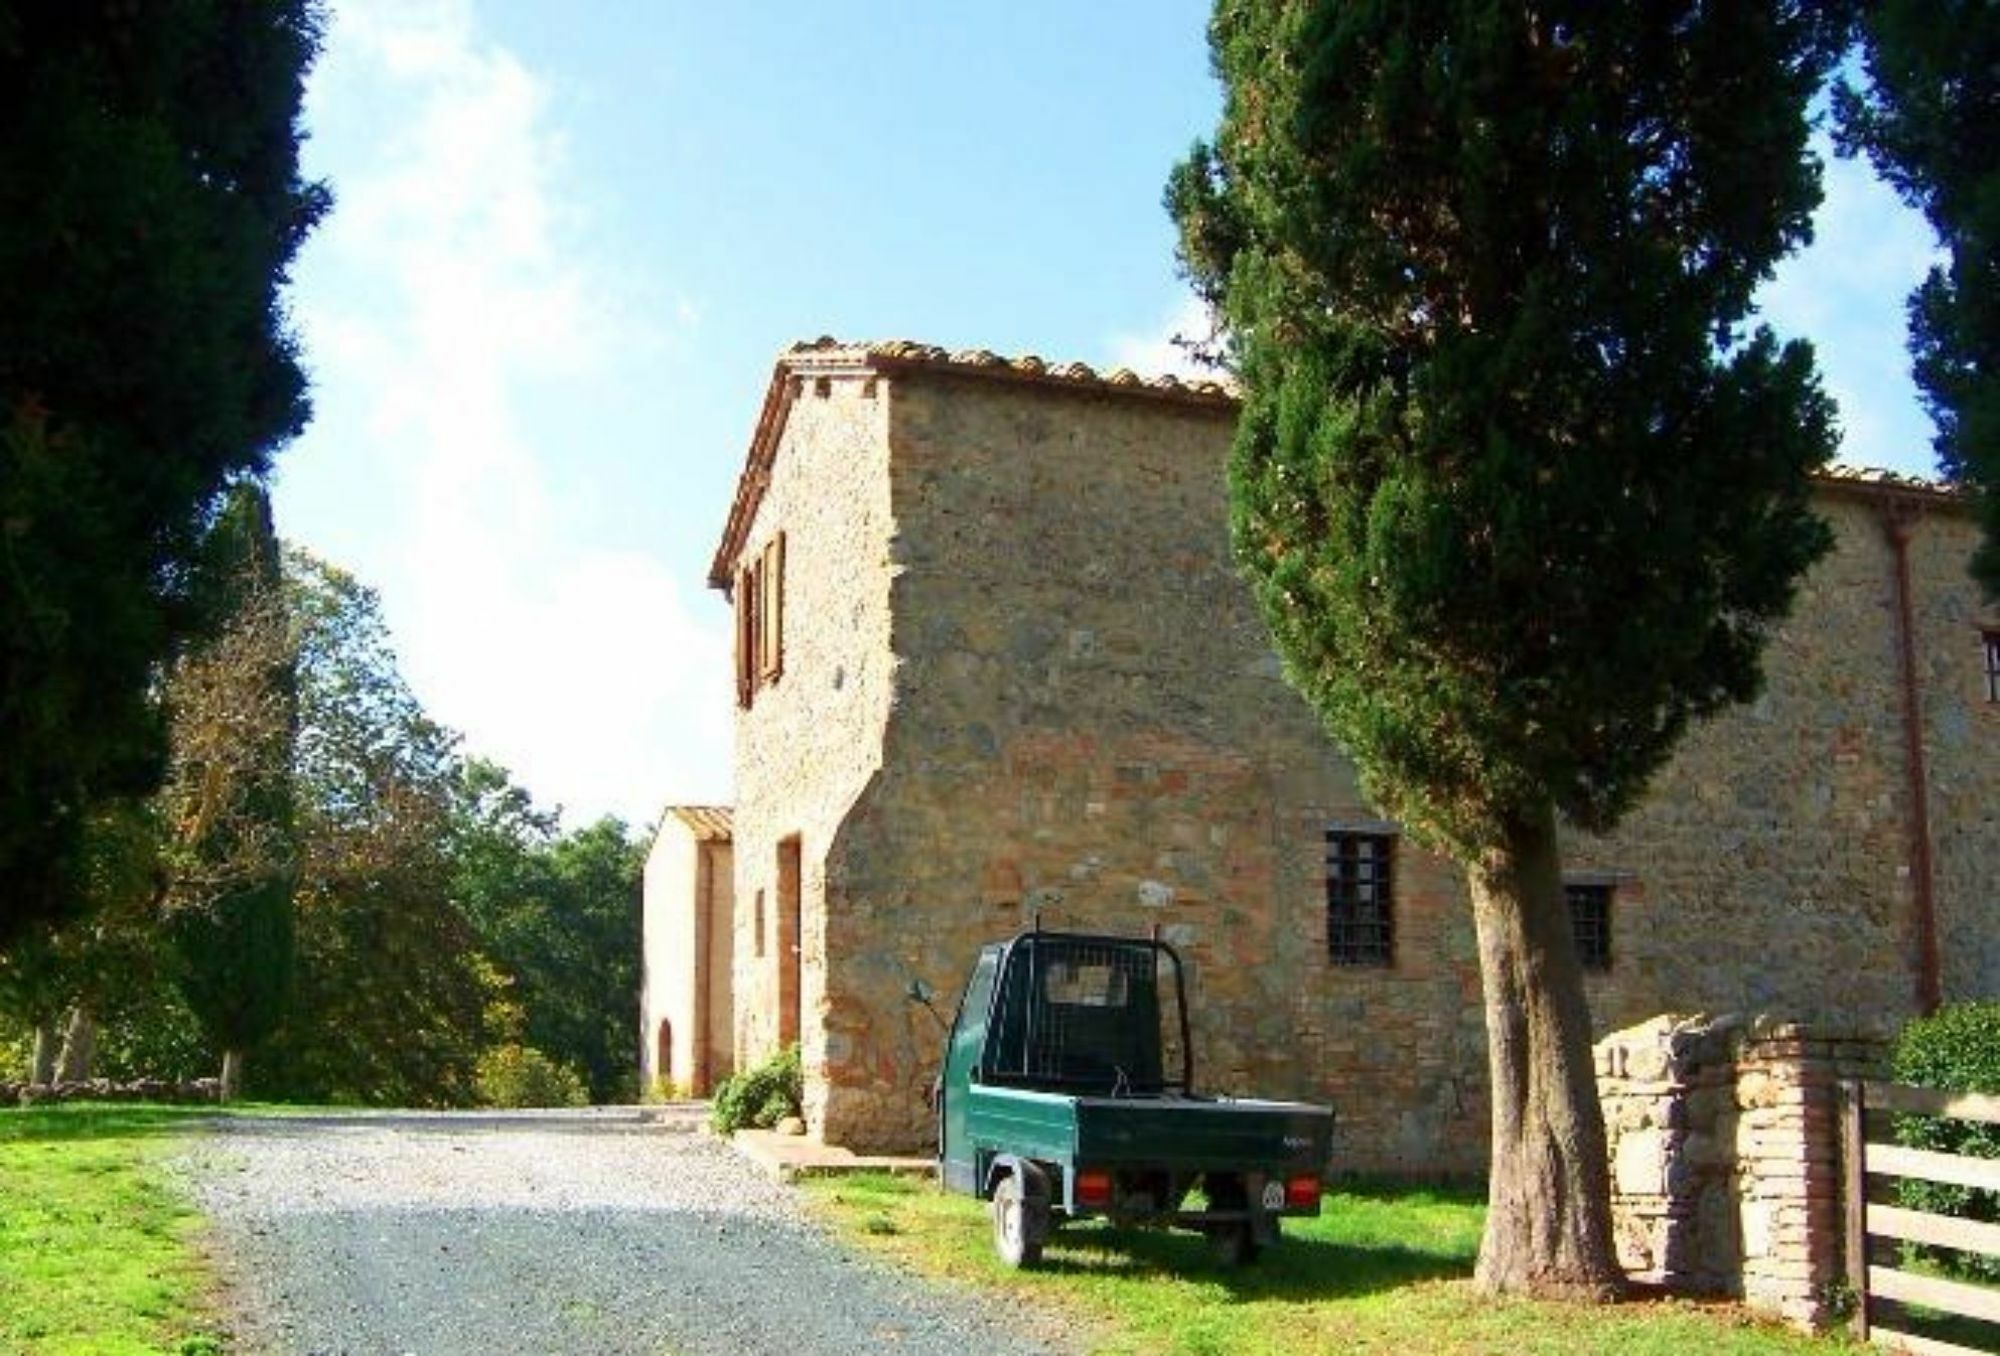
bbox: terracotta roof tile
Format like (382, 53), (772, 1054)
(660, 805), (732, 842)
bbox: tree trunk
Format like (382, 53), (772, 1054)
(30, 1020), (60, 1084)
(56, 1006), (97, 1083)
(1467, 801), (1623, 1300)
(220, 1048), (243, 1103)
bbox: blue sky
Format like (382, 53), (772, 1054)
(273, 0), (1943, 828)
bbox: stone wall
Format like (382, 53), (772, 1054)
(726, 372), (898, 1129)
(1597, 1014), (1888, 1329)
(714, 347), (1997, 1170)
(1576, 494), (1997, 1034)
(817, 372), (1487, 1162)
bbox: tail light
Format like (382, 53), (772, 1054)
(1284, 1174), (1320, 1209)
(1075, 1169), (1113, 1207)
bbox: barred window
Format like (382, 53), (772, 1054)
(1565, 882), (1612, 971)
(1326, 828), (1395, 967)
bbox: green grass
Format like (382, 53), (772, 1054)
(0, 1103), (223, 1355)
(804, 1174), (1858, 1356)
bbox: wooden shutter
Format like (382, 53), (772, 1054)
(760, 532), (785, 683)
(734, 566), (755, 707)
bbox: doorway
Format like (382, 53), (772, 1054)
(778, 836), (801, 1047)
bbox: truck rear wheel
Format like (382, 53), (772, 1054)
(991, 1172), (1045, 1268)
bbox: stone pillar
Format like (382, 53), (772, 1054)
(1595, 1014), (1888, 1332)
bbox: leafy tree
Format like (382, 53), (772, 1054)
(1170, 1), (1841, 1296)
(0, 800), (166, 1081)
(541, 819), (644, 1102)
(1837, 1), (2000, 594)
(452, 760), (644, 1103)
(161, 485), (298, 1101)
(0, 1), (329, 949)
(258, 552), (491, 1106)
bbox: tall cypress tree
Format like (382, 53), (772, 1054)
(1171, 1), (1842, 1296)
(163, 484), (298, 1101)
(0, 1), (327, 949)
(1837, 0), (1999, 594)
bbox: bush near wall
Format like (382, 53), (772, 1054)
(711, 1045), (801, 1134)
(1892, 1000), (2000, 1282)
(474, 1044), (588, 1109)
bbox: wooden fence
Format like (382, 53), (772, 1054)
(1842, 1079), (2000, 1353)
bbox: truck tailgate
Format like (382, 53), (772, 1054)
(1072, 1095), (1331, 1171)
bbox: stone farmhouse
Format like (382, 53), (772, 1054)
(641, 337), (1998, 1172)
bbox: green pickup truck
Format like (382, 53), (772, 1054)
(930, 927), (1334, 1268)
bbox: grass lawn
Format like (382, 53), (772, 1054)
(0, 1103), (222, 1356)
(804, 1173), (1857, 1356)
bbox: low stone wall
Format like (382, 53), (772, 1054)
(3, 1078), (222, 1106)
(1596, 1013), (1887, 1330)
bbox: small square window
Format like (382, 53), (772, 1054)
(1985, 631), (1999, 703)
(1565, 882), (1612, 972)
(1326, 828), (1395, 967)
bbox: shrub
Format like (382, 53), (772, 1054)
(710, 1043), (801, 1134)
(474, 1043), (589, 1109)
(1892, 1000), (2000, 1282)
(644, 1074), (692, 1104)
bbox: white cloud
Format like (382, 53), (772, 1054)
(1105, 295), (1219, 381)
(289, 0), (729, 825)
(1757, 141), (1943, 476)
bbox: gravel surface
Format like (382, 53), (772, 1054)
(173, 1107), (1075, 1356)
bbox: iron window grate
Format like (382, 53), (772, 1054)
(1566, 882), (1612, 971)
(1326, 829), (1394, 967)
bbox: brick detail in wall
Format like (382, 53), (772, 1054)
(1596, 1013), (1889, 1332)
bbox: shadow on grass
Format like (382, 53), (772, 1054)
(0, 1101), (219, 1144)
(1033, 1218), (1472, 1302)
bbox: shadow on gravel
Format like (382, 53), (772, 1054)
(206, 1106), (705, 1138)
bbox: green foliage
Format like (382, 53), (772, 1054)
(452, 761), (645, 1104)
(1892, 1000), (2000, 1282)
(1170, 1), (1841, 859)
(0, 0), (329, 949)
(255, 553), (490, 1107)
(1837, 1), (2000, 596)
(711, 1045), (802, 1134)
(475, 1043), (590, 1109)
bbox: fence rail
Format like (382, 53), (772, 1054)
(1843, 1079), (2000, 1355)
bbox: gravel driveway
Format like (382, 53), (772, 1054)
(174, 1107), (1073, 1356)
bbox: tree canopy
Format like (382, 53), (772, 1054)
(0, 0), (328, 949)
(1838, 0), (2000, 594)
(1171, 0), (1841, 1296)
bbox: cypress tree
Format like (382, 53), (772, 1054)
(1838, 0), (2000, 594)
(164, 485), (298, 1101)
(0, 1), (327, 948)
(1171, 0), (1843, 1296)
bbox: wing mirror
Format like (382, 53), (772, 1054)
(906, 977), (948, 1033)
